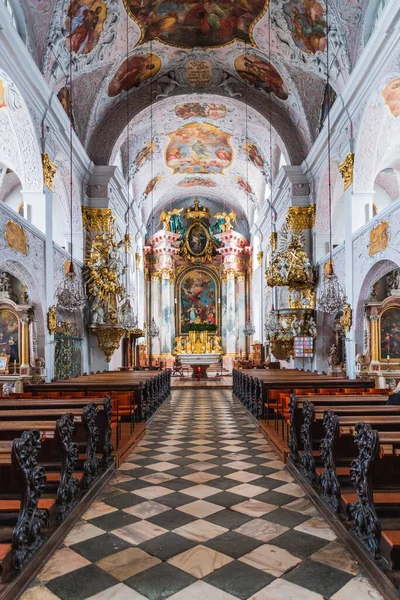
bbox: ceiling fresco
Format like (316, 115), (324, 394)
(122, 0), (269, 48)
(165, 123), (233, 175)
(382, 79), (400, 118)
(178, 177), (217, 188)
(107, 52), (162, 97)
(234, 54), (289, 99)
(282, 0), (327, 54)
(16, 0), (373, 224)
(65, 0), (107, 56)
(175, 103), (228, 120)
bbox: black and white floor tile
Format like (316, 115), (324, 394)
(22, 390), (383, 600)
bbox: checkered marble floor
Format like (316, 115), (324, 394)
(22, 390), (383, 600)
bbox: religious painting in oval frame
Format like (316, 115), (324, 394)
(186, 222), (208, 257)
(178, 268), (218, 334)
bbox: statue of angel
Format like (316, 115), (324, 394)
(211, 211), (237, 233)
(159, 208), (186, 237)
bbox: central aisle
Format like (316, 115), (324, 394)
(25, 390), (381, 600)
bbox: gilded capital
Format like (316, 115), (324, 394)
(338, 153), (355, 191)
(82, 207), (116, 233)
(286, 205), (315, 229)
(42, 153), (56, 191)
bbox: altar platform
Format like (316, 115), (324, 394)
(171, 375), (232, 389)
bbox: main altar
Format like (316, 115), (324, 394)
(144, 198), (252, 369)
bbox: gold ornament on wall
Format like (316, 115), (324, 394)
(265, 226), (314, 289)
(289, 286), (316, 309)
(4, 220), (28, 256)
(82, 207), (115, 233)
(89, 325), (125, 362)
(324, 259), (334, 277)
(369, 220), (390, 257)
(256, 251), (263, 267)
(340, 302), (352, 332)
(286, 205), (315, 229)
(269, 231), (277, 252)
(47, 305), (57, 335)
(338, 153), (355, 191)
(135, 252), (141, 269)
(42, 153), (57, 191)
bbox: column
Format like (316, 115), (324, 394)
(340, 153), (356, 378)
(221, 277), (227, 353)
(161, 270), (172, 357)
(226, 271), (236, 358)
(150, 274), (161, 358)
(237, 274), (246, 355)
(44, 185), (55, 381)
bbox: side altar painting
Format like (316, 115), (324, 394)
(179, 269), (218, 334)
(380, 307), (400, 360)
(0, 309), (19, 363)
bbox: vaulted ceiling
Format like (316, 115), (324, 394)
(20, 0), (371, 221)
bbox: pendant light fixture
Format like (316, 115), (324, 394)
(119, 11), (138, 331)
(55, 14), (86, 313)
(317, 0), (346, 314)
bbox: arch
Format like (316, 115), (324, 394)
(355, 259), (399, 332)
(0, 257), (46, 357)
(353, 68), (400, 194)
(87, 91), (307, 168)
(0, 68), (42, 192)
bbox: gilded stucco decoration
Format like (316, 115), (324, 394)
(266, 226), (314, 289)
(42, 153), (57, 191)
(369, 221), (390, 257)
(47, 305), (57, 335)
(289, 286), (316, 309)
(286, 205), (315, 229)
(82, 207), (115, 233)
(338, 152), (354, 191)
(4, 221), (28, 256)
(323, 259), (332, 277)
(269, 232), (277, 252)
(339, 302), (352, 332)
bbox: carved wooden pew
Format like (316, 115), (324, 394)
(0, 430), (52, 578)
(290, 400), (400, 568)
(287, 394), (389, 467)
(0, 398), (113, 509)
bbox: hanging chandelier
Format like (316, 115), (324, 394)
(148, 317), (159, 338)
(244, 319), (256, 336)
(318, 267), (347, 314)
(119, 297), (138, 331)
(55, 18), (85, 313)
(317, 0), (346, 314)
(55, 263), (86, 312)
